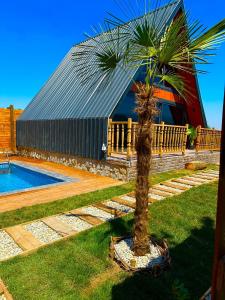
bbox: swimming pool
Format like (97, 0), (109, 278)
(0, 162), (76, 196)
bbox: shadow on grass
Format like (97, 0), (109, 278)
(110, 217), (214, 300)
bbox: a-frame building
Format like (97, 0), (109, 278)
(17, 0), (207, 160)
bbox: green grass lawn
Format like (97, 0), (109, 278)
(0, 167), (203, 229)
(0, 171), (219, 300)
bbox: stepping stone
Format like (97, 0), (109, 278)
(172, 178), (199, 186)
(150, 188), (173, 197)
(24, 221), (62, 244)
(43, 216), (77, 237)
(94, 202), (123, 217)
(0, 230), (23, 261)
(56, 214), (92, 232)
(6, 225), (42, 251)
(70, 208), (104, 226)
(156, 184), (182, 194)
(81, 206), (115, 222)
(112, 197), (136, 209)
(105, 200), (134, 214)
(162, 181), (189, 191)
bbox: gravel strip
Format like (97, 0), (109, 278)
(0, 230), (23, 261)
(24, 221), (62, 244)
(171, 181), (193, 188)
(148, 193), (164, 200)
(201, 172), (218, 177)
(56, 214), (92, 232)
(121, 195), (136, 203)
(151, 188), (173, 196)
(81, 206), (114, 222)
(157, 184), (182, 193)
(185, 176), (209, 182)
(105, 200), (134, 214)
(114, 238), (164, 270)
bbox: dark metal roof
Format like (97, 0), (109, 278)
(20, 1), (182, 121)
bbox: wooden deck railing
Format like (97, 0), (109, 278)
(196, 126), (221, 152)
(107, 118), (189, 158)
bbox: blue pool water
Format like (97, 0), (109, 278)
(0, 163), (64, 194)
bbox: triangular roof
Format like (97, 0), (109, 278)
(20, 0), (183, 121)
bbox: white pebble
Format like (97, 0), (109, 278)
(81, 206), (114, 221)
(56, 214), (92, 232)
(24, 221), (61, 244)
(0, 230), (23, 261)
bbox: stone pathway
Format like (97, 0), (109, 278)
(0, 170), (219, 263)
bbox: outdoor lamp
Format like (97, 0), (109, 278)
(101, 143), (107, 159)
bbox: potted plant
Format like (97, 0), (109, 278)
(187, 126), (197, 149)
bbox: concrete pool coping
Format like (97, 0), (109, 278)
(0, 161), (79, 197)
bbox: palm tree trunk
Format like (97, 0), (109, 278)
(133, 120), (152, 256)
(133, 86), (156, 256)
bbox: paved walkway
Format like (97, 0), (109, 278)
(0, 169), (219, 263)
(0, 157), (121, 213)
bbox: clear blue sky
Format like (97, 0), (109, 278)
(0, 0), (224, 128)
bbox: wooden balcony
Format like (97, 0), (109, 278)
(107, 118), (221, 160)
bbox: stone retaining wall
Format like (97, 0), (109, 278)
(17, 147), (220, 182)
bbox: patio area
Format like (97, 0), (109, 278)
(0, 156), (122, 213)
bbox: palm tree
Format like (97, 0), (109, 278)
(74, 0), (225, 256)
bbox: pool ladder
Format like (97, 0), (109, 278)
(0, 148), (11, 173)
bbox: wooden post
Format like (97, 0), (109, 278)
(9, 105), (15, 152)
(211, 90), (225, 300)
(127, 118), (132, 160)
(107, 118), (112, 157)
(159, 122), (164, 157)
(182, 124), (189, 155)
(196, 125), (201, 153)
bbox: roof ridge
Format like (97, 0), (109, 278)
(72, 0), (182, 48)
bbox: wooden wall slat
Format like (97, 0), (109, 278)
(0, 107), (23, 151)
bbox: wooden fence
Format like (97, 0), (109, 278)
(196, 126), (221, 152)
(0, 105), (23, 152)
(107, 119), (189, 158)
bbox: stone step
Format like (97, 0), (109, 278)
(42, 216), (77, 237)
(5, 225), (43, 251)
(70, 208), (104, 226)
(162, 181), (189, 191)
